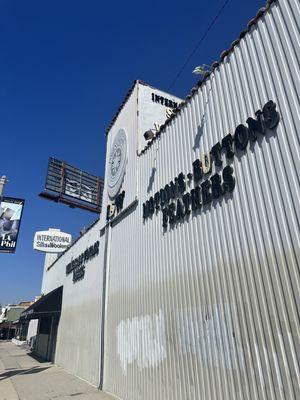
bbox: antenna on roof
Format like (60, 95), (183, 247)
(167, 0), (230, 90)
(192, 64), (212, 76)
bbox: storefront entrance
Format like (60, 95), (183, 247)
(20, 286), (63, 362)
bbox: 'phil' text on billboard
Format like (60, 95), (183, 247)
(0, 197), (25, 253)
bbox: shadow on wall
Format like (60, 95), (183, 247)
(147, 167), (156, 193)
(193, 121), (205, 151)
(28, 335), (37, 351)
(193, 75), (215, 151)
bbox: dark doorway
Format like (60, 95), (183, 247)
(20, 286), (63, 362)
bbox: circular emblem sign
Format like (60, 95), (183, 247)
(108, 129), (128, 198)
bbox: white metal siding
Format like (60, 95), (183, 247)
(103, 1), (300, 399)
(42, 221), (105, 386)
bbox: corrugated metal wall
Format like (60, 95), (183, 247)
(103, 1), (299, 399)
(42, 221), (105, 386)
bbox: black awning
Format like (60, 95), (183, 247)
(20, 286), (63, 320)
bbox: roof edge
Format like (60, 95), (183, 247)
(46, 217), (100, 272)
(105, 80), (141, 135)
(105, 79), (183, 135)
(138, 0), (278, 155)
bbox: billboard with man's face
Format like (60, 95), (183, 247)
(0, 197), (25, 253)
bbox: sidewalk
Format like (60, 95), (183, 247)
(0, 341), (116, 400)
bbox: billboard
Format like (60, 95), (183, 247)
(0, 197), (25, 253)
(33, 230), (72, 253)
(39, 158), (103, 213)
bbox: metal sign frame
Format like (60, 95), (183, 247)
(39, 158), (103, 213)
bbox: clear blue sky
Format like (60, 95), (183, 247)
(0, 0), (266, 305)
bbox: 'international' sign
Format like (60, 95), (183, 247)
(33, 230), (72, 253)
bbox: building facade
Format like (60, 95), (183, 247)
(24, 1), (299, 399)
(0, 304), (30, 340)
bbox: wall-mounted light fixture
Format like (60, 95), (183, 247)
(143, 129), (155, 141)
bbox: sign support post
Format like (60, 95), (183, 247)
(0, 176), (8, 197)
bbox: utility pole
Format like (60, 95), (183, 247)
(0, 175), (8, 197)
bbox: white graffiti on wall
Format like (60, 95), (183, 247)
(117, 309), (167, 375)
(176, 303), (245, 371)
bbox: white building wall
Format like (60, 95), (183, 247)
(137, 84), (183, 152)
(103, 1), (300, 399)
(41, 253), (59, 294)
(102, 81), (182, 220)
(42, 221), (104, 386)
(102, 84), (138, 215)
(39, 81), (181, 388)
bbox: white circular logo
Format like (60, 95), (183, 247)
(108, 129), (128, 198)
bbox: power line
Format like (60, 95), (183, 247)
(167, 0), (230, 91)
